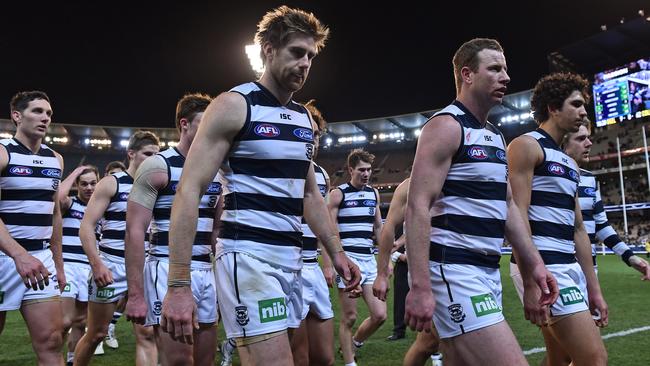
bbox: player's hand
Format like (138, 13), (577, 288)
(91, 261), (114, 288)
(13, 252), (50, 290)
(588, 290), (609, 328)
(629, 255), (650, 281)
(372, 274), (390, 301)
(161, 287), (198, 344)
(322, 265), (335, 288)
(125, 293), (148, 325)
(532, 263), (558, 307)
(404, 287), (435, 332)
(522, 281), (550, 326)
(56, 269), (67, 294)
(331, 252), (361, 291)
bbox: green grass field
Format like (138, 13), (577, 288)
(1, 255), (649, 365)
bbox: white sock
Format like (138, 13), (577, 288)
(67, 352), (74, 363)
(344, 363), (357, 366)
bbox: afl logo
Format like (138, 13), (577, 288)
(496, 149), (507, 163)
(584, 187), (596, 197)
(345, 200), (359, 207)
(569, 170), (579, 181)
(254, 124), (280, 138)
(71, 211), (83, 219)
(468, 146), (488, 160)
(207, 182), (222, 194)
(119, 192), (129, 201)
(293, 128), (313, 142)
(42, 168), (61, 178)
(10, 166), (33, 176)
(548, 163), (565, 175)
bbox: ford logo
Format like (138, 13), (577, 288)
(42, 168), (61, 178)
(293, 128), (313, 142)
(363, 200), (376, 207)
(569, 170), (579, 181)
(496, 149), (507, 163)
(207, 182), (222, 194)
(584, 187), (596, 197)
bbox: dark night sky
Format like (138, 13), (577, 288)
(1, 1), (646, 128)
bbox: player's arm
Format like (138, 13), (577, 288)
(372, 187), (383, 244)
(58, 165), (90, 212)
(593, 187), (650, 279)
(318, 172), (335, 287)
(573, 198), (608, 326)
(210, 194), (224, 253)
(404, 116), (459, 332)
(374, 179), (408, 301)
(125, 156), (167, 324)
(163, 92), (245, 344)
(80, 174), (116, 288)
(304, 163), (361, 291)
(50, 153), (66, 292)
(0, 147), (51, 290)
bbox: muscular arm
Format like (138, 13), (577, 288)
(50, 153), (66, 290)
(168, 92), (245, 280)
(125, 156), (167, 299)
(58, 165), (88, 212)
(377, 179), (408, 278)
(80, 175), (116, 270)
(372, 188), (383, 246)
(404, 116), (459, 331)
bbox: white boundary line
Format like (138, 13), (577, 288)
(522, 325), (650, 356)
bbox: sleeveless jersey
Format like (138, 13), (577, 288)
(336, 183), (377, 257)
(428, 101), (508, 262)
(301, 163), (329, 261)
(0, 138), (61, 254)
(62, 196), (100, 264)
(217, 82), (314, 271)
(526, 129), (580, 254)
(99, 171), (133, 262)
(149, 147), (222, 267)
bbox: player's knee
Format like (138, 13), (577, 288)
(311, 352), (335, 366)
(35, 329), (64, 353)
(342, 312), (357, 328)
(88, 328), (108, 345)
(166, 349), (193, 366)
(135, 326), (155, 344)
(371, 309), (387, 324)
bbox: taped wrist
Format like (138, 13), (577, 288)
(168, 261), (191, 287)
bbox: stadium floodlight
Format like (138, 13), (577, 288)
(84, 138), (90, 145)
(120, 139), (129, 147)
(45, 136), (52, 142)
(519, 112), (530, 120)
(52, 136), (68, 144)
(0, 132), (13, 139)
(245, 44), (264, 76)
(325, 137), (332, 145)
(167, 141), (179, 147)
(414, 128), (421, 137)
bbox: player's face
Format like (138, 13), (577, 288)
(350, 161), (372, 186)
(105, 167), (124, 176)
(555, 91), (588, 133)
(564, 125), (592, 165)
(13, 99), (52, 139)
(471, 49), (510, 104)
(77, 172), (99, 202)
(130, 144), (160, 170)
(185, 112), (204, 145)
(269, 33), (318, 93)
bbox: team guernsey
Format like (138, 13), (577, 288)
(427, 101), (508, 338)
(216, 82), (314, 271)
(0, 138), (61, 253)
(301, 163), (329, 262)
(0, 138), (62, 309)
(62, 196), (99, 265)
(99, 171), (132, 262)
(149, 147), (222, 267)
(578, 169), (633, 265)
(336, 182), (377, 256)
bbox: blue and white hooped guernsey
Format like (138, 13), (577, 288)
(216, 82), (314, 271)
(526, 129), (580, 257)
(336, 182), (377, 258)
(99, 171), (133, 263)
(428, 101), (508, 268)
(578, 168), (633, 263)
(301, 163), (329, 262)
(0, 138), (61, 255)
(62, 196), (101, 265)
(149, 147), (222, 268)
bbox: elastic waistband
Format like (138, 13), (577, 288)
(430, 243), (500, 269)
(149, 253), (212, 263)
(303, 258), (318, 264)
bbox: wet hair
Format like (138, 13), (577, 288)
(452, 38), (504, 94)
(75, 165), (100, 184)
(175, 93), (212, 133)
(530, 72), (590, 124)
(347, 148), (375, 169)
(255, 5), (330, 65)
(127, 131), (160, 152)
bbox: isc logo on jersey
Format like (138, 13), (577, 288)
(293, 128), (313, 142)
(10, 166), (33, 176)
(548, 163), (565, 175)
(468, 146), (488, 160)
(42, 168), (61, 178)
(255, 124), (281, 138)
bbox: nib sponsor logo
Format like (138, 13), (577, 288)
(471, 293), (501, 317)
(258, 297), (287, 323)
(560, 286), (584, 305)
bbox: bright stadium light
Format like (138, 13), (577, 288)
(120, 139), (129, 147)
(414, 128), (421, 137)
(45, 136), (52, 142)
(245, 44), (264, 76)
(0, 132), (13, 139)
(167, 141), (179, 147)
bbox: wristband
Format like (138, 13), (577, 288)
(621, 249), (634, 267)
(168, 261), (191, 287)
(391, 251), (401, 263)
